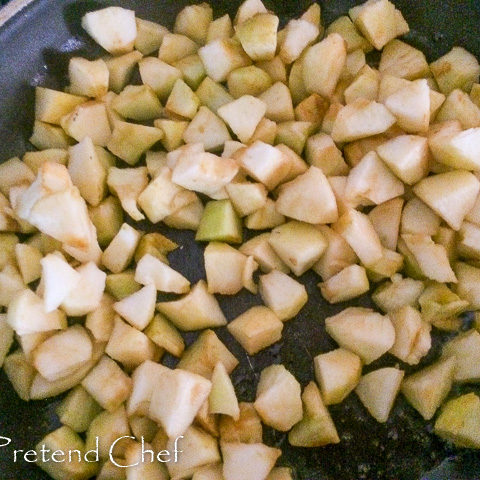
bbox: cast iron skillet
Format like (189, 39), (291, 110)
(1, 1), (480, 479)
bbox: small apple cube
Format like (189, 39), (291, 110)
(68, 57), (109, 98)
(401, 356), (455, 420)
(325, 307), (395, 364)
(434, 393), (480, 448)
(368, 198), (404, 251)
(82, 355), (132, 412)
(302, 34), (346, 98)
(254, 364), (302, 431)
(314, 348), (362, 405)
(276, 167), (338, 225)
(355, 367), (404, 423)
(226, 182), (267, 217)
(442, 329), (480, 383)
(221, 442), (281, 480)
(288, 381), (340, 448)
(149, 367), (211, 438)
(198, 39), (251, 83)
(274, 216), (329, 268)
(227, 305), (283, 355)
(379, 40), (429, 80)
(157, 280), (227, 332)
(174, 3), (213, 44)
(430, 46), (480, 95)
(244, 198), (285, 231)
(320, 264), (369, 304)
(159, 33), (198, 64)
(196, 200), (243, 244)
(259, 270), (307, 321)
(280, 18), (319, 64)
(134, 17), (168, 55)
(165, 79), (200, 120)
(218, 96), (266, 144)
(35, 87), (86, 125)
(196, 77), (234, 114)
(209, 361), (240, 420)
(138, 57), (181, 101)
(235, 13), (279, 62)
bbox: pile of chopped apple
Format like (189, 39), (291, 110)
(2, 0), (480, 478)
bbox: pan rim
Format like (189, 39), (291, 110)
(0, 0), (36, 28)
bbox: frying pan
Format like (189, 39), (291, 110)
(1, 0), (480, 479)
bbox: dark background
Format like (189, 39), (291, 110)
(0, 0), (480, 479)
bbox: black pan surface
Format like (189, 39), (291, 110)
(0, 1), (480, 479)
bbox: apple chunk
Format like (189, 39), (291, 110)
(149, 367), (211, 438)
(276, 167), (338, 224)
(254, 364), (302, 431)
(355, 367), (404, 423)
(82, 7), (137, 55)
(325, 307), (395, 364)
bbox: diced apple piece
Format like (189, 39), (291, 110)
(227, 305), (283, 355)
(41, 252), (80, 312)
(127, 360), (169, 417)
(455, 262), (480, 309)
(138, 57), (181, 101)
(429, 127), (480, 170)
(379, 39), (429, 79)
(196, 77), (234, 114)
(207, 13), (233, 43)
(33, 325), (92, 381)
(183, 107), (231, 152)
(351, 0), (409, 50)
(388, 305), (431, 365)
(159, 33), (198, 64)
(314, 348), (362, 405)
(221, 442), (281, 480)
(305, 133), (348, 176)
(401, 197), (440, 237)
(134, 232), (177, 264)
(384, 79), (430, 133)
(102, 223), (141, 273)
(434, 393), (480, 448)
(430, 46), (480, 95)
(107, 166), (147, 222)
(302, 34), (346, 98)
(35, 86), (86, 126)
(123, 441), (169, 480)
(0, 315), (14, 368)
(376, 135), (429, 185)
(22, 149), (67, 175)
(172, 152), (238, 198)
(240, 233), (289, 274)
(435, 89), (480, 129)
(107, 121), (163, 165)
(325, 307), (395, 364)
(62, 262), (106, 316)
(373, 274), (425, 313)
(8, 288), (66, 335)
(227, 65), (272, 99)
(165, 79), (200, 120)
(259, 270), (307, 321)
(333, 208), (384, 267)
(254, 364), (302, 431)
(355, 367), (404, 423)
(217, 96), (266, 144)
(289, 381), (339, 448)
(320, 264), (369, 304)
(280, 19), (319, 64)
(106, 316), (158, 369)
(138, 167), (195, 223)
(226, 182), (267, 217)
(368, 198), (403, 251)
(157, 280), (227, 331)
(36, 426), (98, 480)
(276, 166), (338, 224)
(401, 357), (455, 420)
(193, 464), (224, 480)
(401, 234), (456, 283)
(331, 99), (396, 143)
(345, 151), (404, 206)
(15, 243), (42, 284)
(68, 57), (109, 98)
(82, 7), (136, 54)
(174, 3), (213, 44)
(199, 39), (251, 83)
(163, 196), (204, 231)
(414, 171), (480, 231)
(209, 361), (240, 419)
(0, 263), (25, 308)
(4, 350), (35, 401)
(326, 16), (371, 53)
(144, 313), (184, 358)
(442, 329), (480, 383)
(419, 283), (469, 328)
(167, 426), (220, 479)
(244, 198), (285, 230)
(82, 355), (131, 412)
(85, 294), (115, 343)
(134, 17), (168, 55)
(29, 120), (73, 150)
(112, 84), (162, 121)
(258, 82), (294, 123)
(112, 284), (156, 331)
(204, 242), (251, 295)
(219, 402), (262, 444)
(149, 367), (211, 438)
(135, 253), (189, 294)
(196, 199), (243, 244)
(268, 221), (327, 276)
